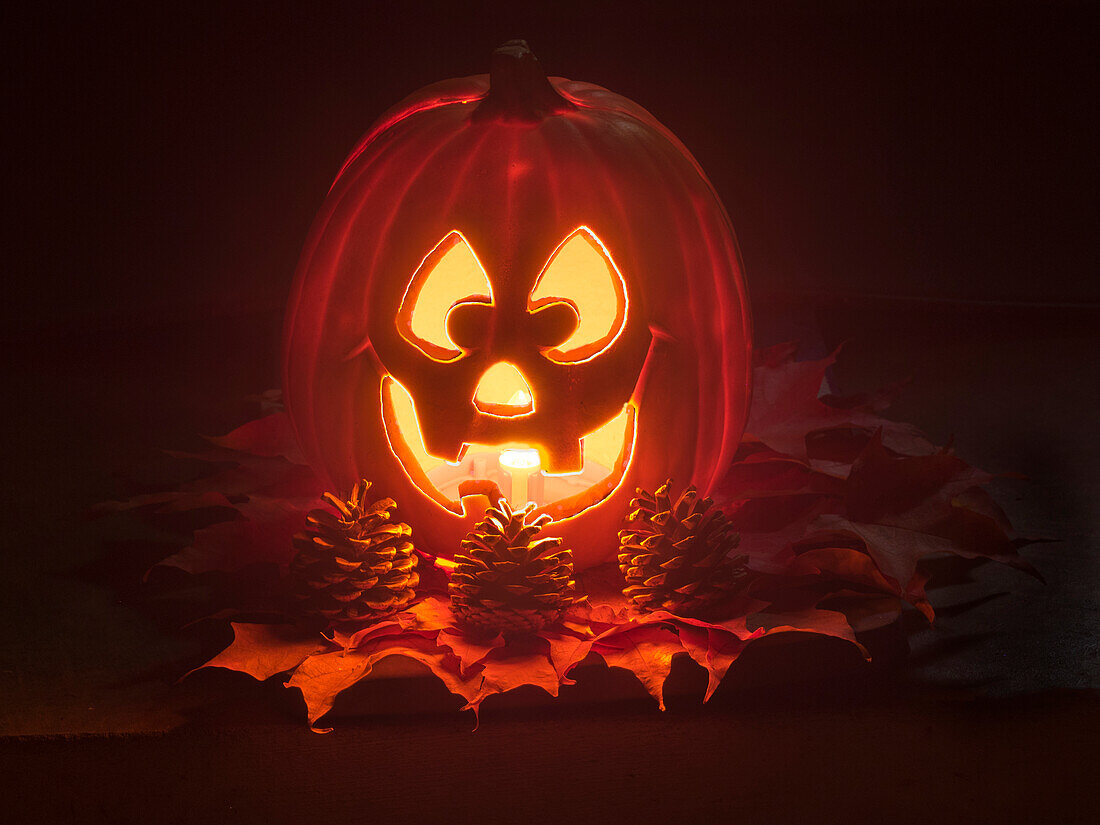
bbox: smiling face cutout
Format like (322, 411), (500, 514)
(379, 226), (645, 518)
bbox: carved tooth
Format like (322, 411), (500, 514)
(541, 437), (583, 475)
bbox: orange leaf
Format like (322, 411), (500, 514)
(745, 343), (931, 460)
(818, 590), (910, 633)
(729, 493), (838, 573)
(810, 516), (959, 590)
(542, 631), (596, 682)
(753, 607), (869, 658)
(336, 619), (407, 652)
(676, 625), (757, 701)
(437, 627), (505, 674)
(363, 636), (482, 709)
(285, 634), (480, 730)
(402, 595), (457, 633)
(593, 625), (683, 710)
(465, 637), (563, 712)
(788, 545), (903, 595)
(285, 648), (379, 730)
(193, 623), (329, 682)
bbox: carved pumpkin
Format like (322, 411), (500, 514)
(283, 42), (752, 569)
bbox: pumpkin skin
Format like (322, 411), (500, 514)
(283, 43), (752, 569)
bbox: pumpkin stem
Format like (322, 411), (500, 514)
(473, 40), (576, 123)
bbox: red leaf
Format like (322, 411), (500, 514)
(464, 636), (564, 711)
(437, 627), (505, 674)
(676, 625), (757, 701)
(846, 432), (991, 529)
(207, 412), (306, 464)
(819, 590), (910, 633)
(367, 636), (483, 708)
(90, 490), (234, 515)
(932, 505), (1040, 577)
(192, 623), (329, 681)
(715, 442), (852, 503)
(542, 631), (596, 682)
(285, 648), (379, 731)
(752, 607), (869, 658)
(731, 494), (838, 573)
(788, 545), (904, 595)
(335, 619), (408, 652)
(286, 634), (480, 730)
(745, 343), (932, 461)
(951, 485), (1016, 537)
(810, 515), (966, 590)
(402, 595), (458, 633)
(593, 625), (683, 710)
(156, 496), (310, 575)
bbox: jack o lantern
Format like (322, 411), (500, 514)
(283, 42), (752, 569)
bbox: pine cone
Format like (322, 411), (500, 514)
(289, 480), (419, 624)
(618, 479), (748, 616)
(450, 500), (579, 637)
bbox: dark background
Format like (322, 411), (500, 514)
(2, 2), (1098, 822)
(6, 0), (1096, 335)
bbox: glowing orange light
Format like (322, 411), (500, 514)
(499, 448), (541, 507)
(499, 448), (541, 470)
(473, 362), (535, 416)
(380, 225), (637, 519)
(530, 227), (627, 363)
(398, 231), (491, 361)
(383, 376), (635, 515)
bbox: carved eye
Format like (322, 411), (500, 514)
(529, 227), (627, 363)
(397, 232), (492, 362)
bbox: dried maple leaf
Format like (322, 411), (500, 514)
(745, 342), (932, 461)
(436, 627), (506, 675)
(463, 636), (564, 713)
(207, 412), (306, 464)
(191, 622), (329, 682)
(286, 634), (479, 731)
(719, 441), (850, 499)
(156, 496), (311, 575)
(810, 516), (1001, 593)
(727, 492), (840, 573)
(375, 637), (484, 711)
(592, 624), (683, 710)
(90, 489), (236, 515)
(676, 624), (759, 701)
(284, 648), (379, 731)
(751, 607), (869, 657)
(402, 594), (458, 633)
(845, 432), (992, 529)
(541, 630), (596, 682)
(335, 619), (409, 652)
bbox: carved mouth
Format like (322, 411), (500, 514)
(381, 376), (636, 521)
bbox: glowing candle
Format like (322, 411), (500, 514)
(498, 448), (541, 508)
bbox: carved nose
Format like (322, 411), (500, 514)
(472, 362), (534, 416)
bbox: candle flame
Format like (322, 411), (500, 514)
(508, 389), (532, 407)
(499, 448), (541, 470)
